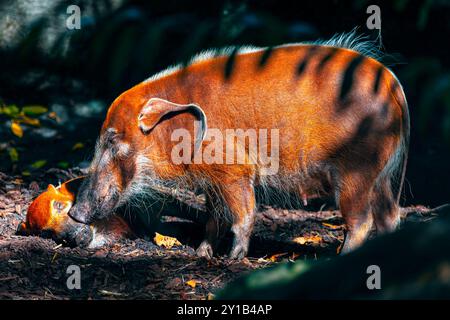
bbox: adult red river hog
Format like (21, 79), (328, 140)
(69, 31), (410, 259)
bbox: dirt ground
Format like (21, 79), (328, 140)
(0, 168), (439, 300)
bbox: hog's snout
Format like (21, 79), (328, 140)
(69, 175), (120, 225)
(68, 202), (91, 224)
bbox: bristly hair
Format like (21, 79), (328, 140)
(144, 27), (392, 84)
(307, 27), (385, 62)
(301, 27), (402, 67)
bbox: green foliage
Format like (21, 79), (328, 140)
(1, 102), (47, 138)
(0, 99), (50, 169)
(30, 160), (47, 169)
(57, 161), (70, 169)
(22, 105), (48, 116)
(0, 104), (20, 118)
(8, 147), (19, 162)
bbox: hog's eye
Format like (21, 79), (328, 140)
(52, 201), (66, 212)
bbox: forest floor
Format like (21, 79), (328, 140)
(0, 168), (441, 300)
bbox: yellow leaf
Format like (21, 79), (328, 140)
(268, 252), (288, 262)
(72, 142), (84, 151)
(19, 115), (40, 127)
(153, 232), (181, 249)
(186, 279), (198, 288)
(293, 235), (322, 245)
(322, 222), (341, 230)
(11, 122), (23, 138)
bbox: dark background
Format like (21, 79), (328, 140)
(0, 0), (449, 206)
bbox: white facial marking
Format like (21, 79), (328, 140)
(117, 142), (130, 157)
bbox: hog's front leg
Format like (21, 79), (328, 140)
(196, 215), (227, 259)
(222, 177), (256, 260)
(196, 176), (256, 260)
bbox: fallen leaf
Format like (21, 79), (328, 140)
(268, 252), (288, 262)
(11, 122), (23, 138)
(293, 235), (322, 245)
(99, 290), (126, 297)
(154, 232), (182, 249)
(322, 222), (342, 229)
(72, 142), (84, 151)
(19, 115), (40, 127)
(13, 178), (23, 184)
(166, 277), (182, 289)
(186, 279), (198, 288)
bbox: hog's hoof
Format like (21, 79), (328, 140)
(196, 241), (214, 259)
(229, 244), (248, 260)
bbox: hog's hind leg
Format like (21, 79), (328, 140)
(370, 177), (401, 234)
(198, 175), (257, 260)
(338, 172), (376, 254)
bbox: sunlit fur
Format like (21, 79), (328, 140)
(128, 30), (407, 219)
(144, 29), (384, 84)
(81, 29), (410, 257)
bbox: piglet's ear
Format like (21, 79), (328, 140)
(47, 184), (57, 192)
(138, 98), (207, 153)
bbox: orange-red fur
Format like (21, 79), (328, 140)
(20, 177), (132, 246)
(71, 40), (409, 258)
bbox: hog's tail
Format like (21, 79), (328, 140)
(395, 89), (410, 205)
(373, 69), (410, 208)
(388, 71), (410, 205)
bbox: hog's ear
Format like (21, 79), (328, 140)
(16, 221), (30, 236)
(138, 98), (207, 153)
(61, 176), (85, 196)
